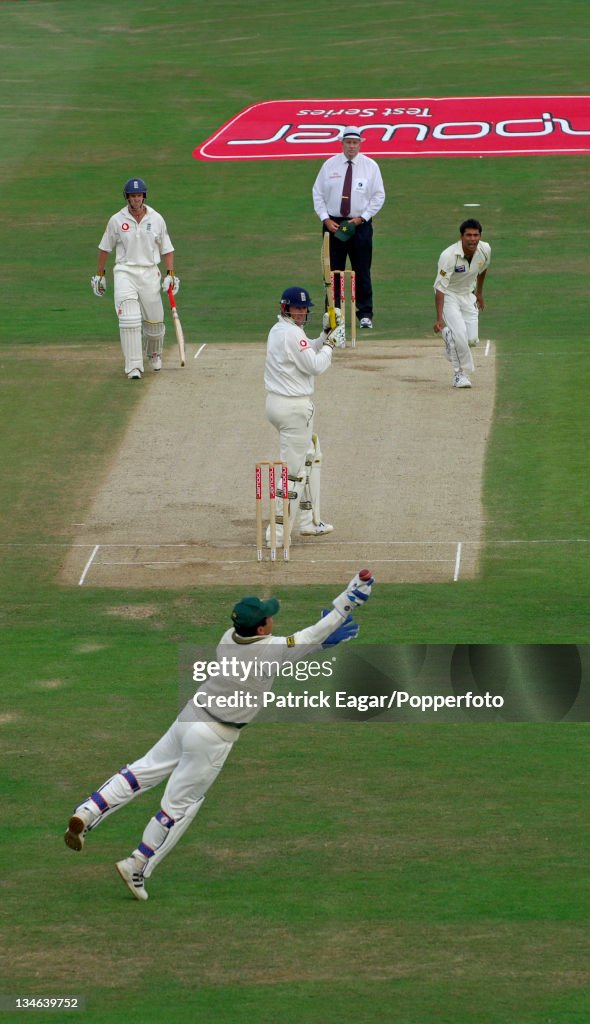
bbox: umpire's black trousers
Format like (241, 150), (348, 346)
(324, 218), (375, 321)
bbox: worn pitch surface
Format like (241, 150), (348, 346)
(62, 338), (495, 588)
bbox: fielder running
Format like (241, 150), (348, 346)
(63, 571), (374, 900)
(264, 286), (344, 547)
(91, 178), (180, 380)
(433, 218), (491, 389)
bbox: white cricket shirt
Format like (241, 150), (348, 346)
(434, 240), (491, 295)
(98, 205), (174, 266)
(312, 152), (386, 222)
(264, 316), (332, 397)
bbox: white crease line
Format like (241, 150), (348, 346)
(194, 344), (207, 360)
(294, 558), (454, 566)
(101, 541), (460, 550)
(453, 542), (462, 582)
(96, 557), (456, 568)
(78, 544), (99, 586)
(484, 339), (491, 357)
(296, 540), (459, 546)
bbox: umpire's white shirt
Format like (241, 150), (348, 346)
(312, 152), (386, 222)
(264, 316), (332, 397)
(434, 240), (491, 296)
(98, 205), (174, 266)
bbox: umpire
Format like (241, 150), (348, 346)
(312, 127), (386, 330)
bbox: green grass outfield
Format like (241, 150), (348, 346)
(1, 2), (589, 1022)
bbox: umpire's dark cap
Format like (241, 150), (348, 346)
(231, 596), (280, 628)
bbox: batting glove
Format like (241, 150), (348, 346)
(162, 274), (180, 295)
(332, 571), (375, 618)
(322, 308), (343, 331)
(321, 610), (360, 647)
(330, 325), (346, 348)
(90, 274), (106, 297)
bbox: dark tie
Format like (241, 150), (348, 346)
(339, 160), (353, 217)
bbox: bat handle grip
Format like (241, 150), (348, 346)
(167, 285), (176, 309)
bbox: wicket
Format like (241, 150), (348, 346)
(255, 461), (290, 562)
(331, 269), (357, 348)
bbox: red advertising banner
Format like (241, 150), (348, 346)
(194, 96), (590, 161)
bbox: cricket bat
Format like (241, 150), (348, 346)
(167, 286), (186, 367)
(321, 233), (337, 331)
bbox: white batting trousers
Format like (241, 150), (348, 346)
(265, 392), (315, 534)
(443, 292), (478, 374)
(114, 265), (165, 374)
(265, 392), (315, 472)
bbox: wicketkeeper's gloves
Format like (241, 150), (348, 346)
(321, 610), (360, 648)
(332, 571), (375, 618)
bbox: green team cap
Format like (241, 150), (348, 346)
(334, 221), (356, 241)
(231, 595), (280, 628)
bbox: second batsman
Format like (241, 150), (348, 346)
(91, 177), (180, 380)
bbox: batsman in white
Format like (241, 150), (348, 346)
(63, 570), (375, 900)
(433, 218), (491, 389)
(264, 286), (345, 548)
(91, 178), (180, 380)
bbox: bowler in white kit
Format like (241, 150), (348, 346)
(433, 218), (491, 389)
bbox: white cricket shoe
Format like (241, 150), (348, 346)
(116, 857), (149, 901)
(300, 521), (334, 536)
(359, 317), (373, 329)
(453, 373), (472, 389)
(150, 354), (162, 371)
(64, 807), (95, 852)
(127, 368), (142, 380)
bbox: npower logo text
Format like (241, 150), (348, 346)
(194, 96), (590, 161)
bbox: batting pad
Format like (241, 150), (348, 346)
(303, 434), (322, 527)
(118, 299), (143, 371)
(142, 320), (165, 356)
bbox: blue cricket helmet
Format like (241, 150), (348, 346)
(280, 286), (314, 308)
(123, 177), (148, 198)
